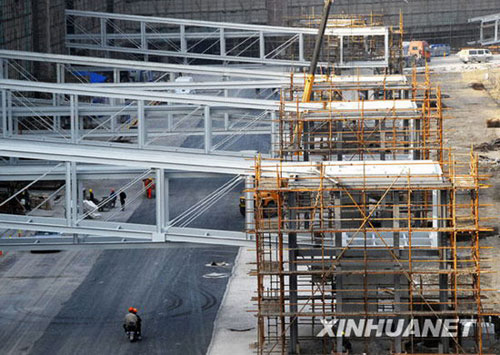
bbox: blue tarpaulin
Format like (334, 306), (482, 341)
(73, 71), (107, 83)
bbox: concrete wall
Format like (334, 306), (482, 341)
(1, 0), (500, 57)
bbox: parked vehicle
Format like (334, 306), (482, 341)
(430, 44), (451, 57)
(408, 40), (431, 62)
(457, 48), (493, 63)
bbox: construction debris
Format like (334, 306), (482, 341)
(474, 138), (500, 152)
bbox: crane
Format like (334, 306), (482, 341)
(294, 0), (334, 161)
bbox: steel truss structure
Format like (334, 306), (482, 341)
(469, 13), (500, 46)
(0, 158), (251, 249)
(250, 69), (497, 353)
(65, 10), (397, 69)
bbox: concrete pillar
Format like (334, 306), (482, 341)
(334, 194), (343, 352)
(412, 118), (420, 160)
(288, 191), (298, 354)
(336, 120), (343, 161)
(393, 192), (402, 353)
(438, 189), (449, 353)
(379, 119), (386, 160)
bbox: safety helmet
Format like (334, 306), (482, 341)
(133, 308), (138, 313)
(89, 189), (93, 193)
(128, 307), (135, 313)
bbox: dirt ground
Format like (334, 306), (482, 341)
(434, 71), (500, 317)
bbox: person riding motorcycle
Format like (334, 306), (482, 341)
(123, 307), (142, 340)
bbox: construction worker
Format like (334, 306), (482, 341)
(109, 189), (117, 208)
(119, 191), (127, 211)
(143, 178), (154, 199)
(123, 307), (142, 339)
(89, 189), (98, 205)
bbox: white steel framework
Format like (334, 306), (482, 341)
(65, 10), (391, 68)
(469, 12), (500, 45)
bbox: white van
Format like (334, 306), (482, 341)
(458, 48), (493, 63)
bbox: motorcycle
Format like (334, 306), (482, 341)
(124, 328), (141, 342)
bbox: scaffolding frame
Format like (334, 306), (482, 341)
(251, 152), (496, 354)
(251, 63), (497, 353)
(274, 68), (444, 164)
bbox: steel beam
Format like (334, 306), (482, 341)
(0, 50), (285, 79)
(0, 80), (414, 112)
(0, 213), (252, 247)
(0, 139), (253, 175)
(0, 164), (224, 181)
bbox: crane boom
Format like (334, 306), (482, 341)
(301, 0), (334, 103)
(294, 0), (333, 160)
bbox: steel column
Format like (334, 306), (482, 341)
(100, 18), (107, 47)
(140, 22), (147, 50)
(299, 33), (304, 62)
(70, 95), (78, 143)
(1, 90), (6, 137)
(496, 20), (499, 43)
(220, 28), (226, 56)
(180, 25), (187, 53)
(339, 36), (343, 65)
(245, 176), (254, 232)
(6, 90), (12, 137)
(156, 168), (166, 234)
(204, 105), (212, 153)
(65, 162), (72, 225)
(70, 161), (78, 244)
(270, 111), (276, 158)
(0, 59), (5, 79)
(137, 99), (146, 148)
(384, 31), (389, 64)
(259, 31), (265, 59)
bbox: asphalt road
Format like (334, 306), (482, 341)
(29, 246), (238, 355)
(25, 185), (242, 355)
